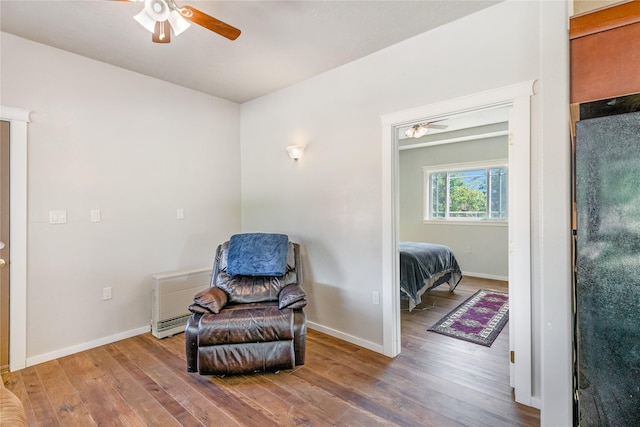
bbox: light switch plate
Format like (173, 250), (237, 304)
(372, 290), (380, 305)
(49, 210), (67, 224)
(177, 208), (184, 220)
(91, 209), (101, 223)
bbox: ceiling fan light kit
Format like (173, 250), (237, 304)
(133, 8), (157, 33)
(405, 124), (430, 139)
(134, 0), (188, 42)
(404, 119), (448, 138)
(168, 9), (190, 36)
(146, 0), (170, 21)
(128, 0), (241, 44)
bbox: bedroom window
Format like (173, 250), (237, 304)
(424, 160), (508, 222)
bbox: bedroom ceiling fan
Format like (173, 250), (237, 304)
(117, 0), (241, 44)
(404, 119), (448, 138)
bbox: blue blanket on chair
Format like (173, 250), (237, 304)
(227, 233), (289, 277)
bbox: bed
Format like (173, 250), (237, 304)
(400, 242), (462, 311)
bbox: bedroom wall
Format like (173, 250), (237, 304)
(240, 1), (572, 422)
(399, 135), (508, 279)
(0, 33), (242, 362)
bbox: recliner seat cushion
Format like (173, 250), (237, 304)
(198, 305), (294, 346)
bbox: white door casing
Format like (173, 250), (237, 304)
(0, 105), (30, 372)
(380, 80), (534, 406)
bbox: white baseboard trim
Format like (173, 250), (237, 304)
(530, 396), (542, 410)
(462, 271), (509, 282)
(26, 325), (150, 368)
(307, 321), (384, 355)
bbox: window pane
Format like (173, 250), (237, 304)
(448, 170), (487, 218)
(431, 173), (446, 218)
(425, 164), (507, 222)
(489, 168), (508, 219)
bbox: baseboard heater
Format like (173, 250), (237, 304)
(151, 267), (211, 339)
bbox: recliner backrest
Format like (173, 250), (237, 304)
(211, 241), (301, 304)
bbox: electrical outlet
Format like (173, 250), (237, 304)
(103, 287), (112, 301)
(372, 290), (380, 305)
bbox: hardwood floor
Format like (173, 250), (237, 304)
(2, 277), (539, 426)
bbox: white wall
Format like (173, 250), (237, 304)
(240, 0), (571, 423)
(0, 33), (242, 362)
(241, 0), (539, 353)
(399, 136), (509, 279)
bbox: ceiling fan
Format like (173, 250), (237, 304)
(117, 0), (241, 44)
(404, 119), (448, 138)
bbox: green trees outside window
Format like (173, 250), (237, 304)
(428, 165), (507, 221)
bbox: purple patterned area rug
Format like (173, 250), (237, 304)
(428, 289), (509, 347)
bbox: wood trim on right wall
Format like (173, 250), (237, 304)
(570, 0), (640, 103)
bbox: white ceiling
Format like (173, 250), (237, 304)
(0, 0), (501, 103)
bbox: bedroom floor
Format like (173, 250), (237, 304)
(2, 276), (539, 426)
(401, 276), (539, 426)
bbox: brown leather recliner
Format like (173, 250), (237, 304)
(185, 234), (307, 375)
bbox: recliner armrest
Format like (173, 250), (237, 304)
(192, 286), (227, 313)
(279, 284), (307, 309)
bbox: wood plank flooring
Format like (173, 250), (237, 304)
(2, 276), (539, 426)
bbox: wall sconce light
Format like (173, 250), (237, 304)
(286, 145), (306, 161)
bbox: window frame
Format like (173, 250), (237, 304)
(423, 159), (508, 225)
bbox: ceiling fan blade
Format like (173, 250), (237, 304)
(152, 20), (171, 43)
(181, 5), (241, 40)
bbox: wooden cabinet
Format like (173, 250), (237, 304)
(570, 0), (640, 104)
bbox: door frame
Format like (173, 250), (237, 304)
(380, 80), (535, 406)
(0, 106), (30, 372)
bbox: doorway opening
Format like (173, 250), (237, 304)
(381, 81), (535, 406)
(396, 105), (510, 286)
